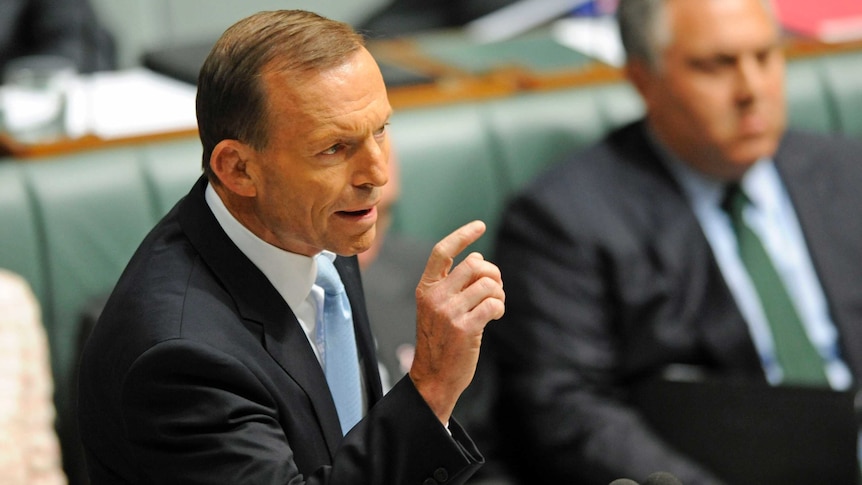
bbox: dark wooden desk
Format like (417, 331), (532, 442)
(0, 128), (198, 159)
(3, 31), (860, 160)
(371, 30), (862, 105)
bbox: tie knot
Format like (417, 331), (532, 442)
(315, 254), (344, 295)
(721, 183), (749, 220)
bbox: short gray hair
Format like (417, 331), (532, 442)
(617, 0), (670, 70)
(617, 0), (777, 71)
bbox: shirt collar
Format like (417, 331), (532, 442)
(204, 182), (324, 310)
(643, 124), (776, 211)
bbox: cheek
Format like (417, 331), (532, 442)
(679, 82), (738, 135)
(766, 79), (787, 119)
(685, 80), (731, 112)
(258, 176), (308, 225)
(657, 81), (721, 131)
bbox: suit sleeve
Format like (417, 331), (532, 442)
(485, 193), (725, 485)
(120, 338), (482, 485)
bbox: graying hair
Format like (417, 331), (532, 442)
(617, 0), (777, 71)
(196, 10), (365, 181)
(617, 0), (668, 70)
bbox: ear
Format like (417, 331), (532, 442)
(626, 59), (665, 115)
(210, 139), (257, 197)
(624, 59), (652, 100)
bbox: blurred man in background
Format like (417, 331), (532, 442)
(473, 0), (862, 483)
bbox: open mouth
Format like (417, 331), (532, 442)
(338, 208), (372, 217)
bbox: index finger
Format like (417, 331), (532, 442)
(423, 220), (487, 281)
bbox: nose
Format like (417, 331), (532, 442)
(353, 136), (389, 189)
(734, 55), (765, 104)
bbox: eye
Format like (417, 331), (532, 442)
(374, 123), (389, 138)
(320, 143), (344, 156)
(689, 55), (734, 74)
(689, 58), (717, 73)
(755, 48), (774, 66)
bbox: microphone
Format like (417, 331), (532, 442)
(643, 471), (684, 485)
(609, 480), (639, 485)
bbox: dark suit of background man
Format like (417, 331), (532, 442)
(0, 0), (114, 73)
(473, 0), (862, 483)
(77, 10), (505, 484)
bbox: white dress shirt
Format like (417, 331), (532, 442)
(204, 183), (368, 411)
(654, 145), (852, 390)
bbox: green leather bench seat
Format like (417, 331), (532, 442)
(0, 46), (859, 484)
(389, 81), (645, 256)
(484, 82), (644, 194)
(818, 50), (862, 137)
(0, 165), (43, 304)
(389, 103), (505, 256)
(786, 57), (836, 133)
(0, 140), (204, 449)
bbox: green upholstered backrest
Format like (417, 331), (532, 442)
(389, 103), (506, 256)
(483, 87), (608, 195)
(22, 150), (155, 414)
(0, 140), (203, 442)
(785, 58), (838, 134)
(9, 139), (201, 485)
(0, 45), (859, 485)
(0, 162), (45, 305)
(139, 137), (205, 216)
(817, 50), (862, 138)
(484, 81), (644, 196)
(0, 49), (852, 363)
(387, 81), (646, 255)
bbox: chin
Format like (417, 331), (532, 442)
(337, 234), (376, 257)
(729, 138), (779, 165)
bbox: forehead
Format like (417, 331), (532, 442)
(261, 49), (391, 138)
(664, 0), (778, 54)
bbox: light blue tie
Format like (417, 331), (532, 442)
(315, 254), (363, 435)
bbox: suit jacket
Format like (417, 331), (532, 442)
(78, 177), (482, 484)
(477, 121), (862, 485)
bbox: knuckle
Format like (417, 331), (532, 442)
(431, 240), (449, 259)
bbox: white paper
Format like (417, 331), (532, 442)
(65, 68), (198, 140)
(551, 16), (625, 67)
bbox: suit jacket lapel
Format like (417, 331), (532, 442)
(176, 177), (344, 453)
(335, 256), (385, 405)
(776, 133), (862, 377)
(623, 123), (763, 372)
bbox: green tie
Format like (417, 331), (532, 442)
(722, 184), (828, 386)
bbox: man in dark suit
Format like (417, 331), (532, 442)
(77, 10), (505, 484)
(473, 0), (862, 483)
